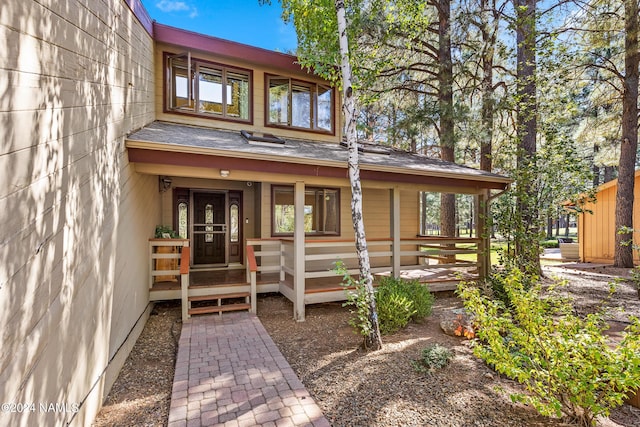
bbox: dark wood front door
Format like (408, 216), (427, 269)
(193, 192), (226, 265)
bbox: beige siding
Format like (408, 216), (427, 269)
(0, 1), (156, 426)
(258, 184), (421, 269)
(260, 185), (420, 241)
(153, 42), (342, 143)
(580, 174), (640, 263)
(400, 190), (420, 238)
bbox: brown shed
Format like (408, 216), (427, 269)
(578, 170), (640, 264)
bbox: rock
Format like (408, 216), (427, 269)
(440, 308), (475, 339)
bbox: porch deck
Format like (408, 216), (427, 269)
(150, 265), (475, 296)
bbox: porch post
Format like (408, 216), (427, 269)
(391, 186), (401, 278)
(475, 191), (490, 279)
(294, 181), (306, 321)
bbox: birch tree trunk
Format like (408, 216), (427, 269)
(614, 0), (639, 268)
(335, 0), (382, 350)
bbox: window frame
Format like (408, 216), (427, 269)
(271, 185), (341, 237)
(265, 74), (335, 135)
(173, 187), (190, 239)
(165, 52), (253, 124)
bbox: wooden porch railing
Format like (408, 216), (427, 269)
(246, 245), (258, 314)
(180, 247), (190, 322)
(148, 238), (190, 288)
(246, 236), (482, 283)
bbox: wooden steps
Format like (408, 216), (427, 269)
(187, 290), (251, 317)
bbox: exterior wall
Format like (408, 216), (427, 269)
(0, 1), (156, 426)
(153, 42), (342, 144)
(260, 185), (421, 240)
(579, 173), (640, 263)
(259, 183), (421, 269)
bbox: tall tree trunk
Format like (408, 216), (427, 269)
(592, 143), (600, 187)
(437, 0), (457, 265)
(515, 0), (540, 274)
(614, 0), (639, 268)
(335, 0), (382, 350)
(479, 0), (495, 173)
(604, 165), (616, 183)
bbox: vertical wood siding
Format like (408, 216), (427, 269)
(0, 1), (156, 426)
(580, 174), (640, 263)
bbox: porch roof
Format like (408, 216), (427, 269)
(126, 121), (512, 191)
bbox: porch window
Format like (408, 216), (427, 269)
(230, 203), (239, 243)
(267, 76), (333, 133)
(167, 53), (251, 121)
(272, 186), (340, 236)
(177, 202), (188, 238)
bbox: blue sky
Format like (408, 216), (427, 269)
(142, 0), (299, 52)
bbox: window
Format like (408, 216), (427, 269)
(267, 76), (333, 133)
(205, 203), (214, 242)
(272, 186), (340, 236)
(177, 202), (188, 238)
(167, 53), (250, 121)
(174, 188), (190, 239)
(230, 203), (239, 243)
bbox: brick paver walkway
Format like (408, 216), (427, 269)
(168, 312), (330, 427)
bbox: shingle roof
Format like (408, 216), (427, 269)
(126, 121), (511, 188)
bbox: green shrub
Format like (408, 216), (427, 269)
(155, 225), (177, 238)
(375, 277), (434, 335)
(412, 344), (453, 373)
(376, 288), (414, 334)
(485, 267), (536, 309)
(540, 239), (560, 249)
(459, 268), (640, 427)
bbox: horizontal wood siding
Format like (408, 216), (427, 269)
(580, 174), (640, 263)
(259, 185), (422, 269)
(0, 1), (156, 426)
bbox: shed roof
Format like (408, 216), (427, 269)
(126, 121), (512, 191)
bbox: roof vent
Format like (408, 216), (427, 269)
(241, 130), (285, 147)
(340, 140), (391, 155)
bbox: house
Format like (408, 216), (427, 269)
(0, 1), (509, 426)
(577, 171), (640, 263)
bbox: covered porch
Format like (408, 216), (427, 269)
(148, 235), (486, 322)
(128, 121), (511, 321)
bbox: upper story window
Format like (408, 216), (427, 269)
(167, 53), (251, 122)
(267, 76), (333, 133)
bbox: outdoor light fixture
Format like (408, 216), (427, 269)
(159, 176), (172, 192)
(220, 169), (230, 178)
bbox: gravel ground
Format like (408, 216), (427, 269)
(92, 302), (182, 427)
(94, 265), (640, 426)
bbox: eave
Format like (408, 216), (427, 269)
(153, 23), (307, 76)
(126, 125), (511, 192)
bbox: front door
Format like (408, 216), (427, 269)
(193, 192), (227, 265)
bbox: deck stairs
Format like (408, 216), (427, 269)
(187, 284), (252, 317)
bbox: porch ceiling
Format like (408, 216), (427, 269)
(126, 121), (512, 191)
